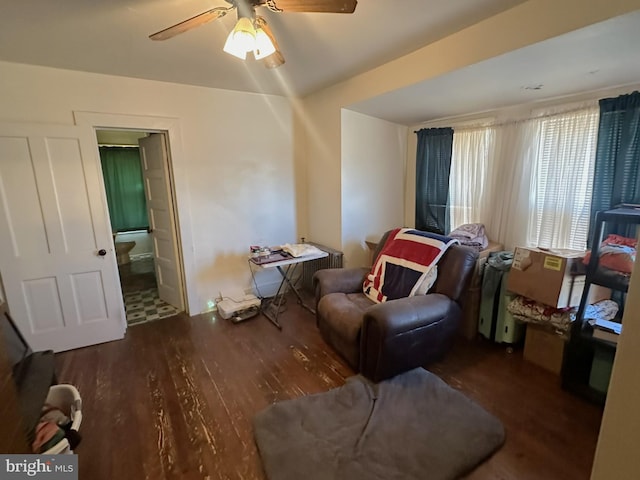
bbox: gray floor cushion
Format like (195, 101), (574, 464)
(253, 367), (505, 480)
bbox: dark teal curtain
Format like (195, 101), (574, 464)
(100, 147), (149, 232)
(589, 91), (640, 243)
(415, 127), (454, 234)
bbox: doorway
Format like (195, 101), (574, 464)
(96, 129), (183, 326)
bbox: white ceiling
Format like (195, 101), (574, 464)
(0, 0), (524, 97)
(351, 9), (640, 125)
(0, 1), (638, 125)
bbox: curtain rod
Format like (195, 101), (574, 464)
(415, 101), (599, 132)
(450, 103), (599, 132)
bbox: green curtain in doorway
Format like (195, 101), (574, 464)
(99, 146), (149, 232)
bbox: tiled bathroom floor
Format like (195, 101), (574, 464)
(119, 257), (181, 325)
(123, 287), (180, 326)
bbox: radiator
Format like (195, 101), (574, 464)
(301, 242), (344, 292)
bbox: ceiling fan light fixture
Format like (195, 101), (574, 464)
(253, 27), (276, 60)
(152, 1), (358, 68)
(223, 17), (256, 59)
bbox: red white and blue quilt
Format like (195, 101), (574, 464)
(363, 228), (458, 303)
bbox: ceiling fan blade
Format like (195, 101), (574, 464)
(255, 16), (285, 69)
(265, 0), (357, 13)
(149, 7), (232, 41)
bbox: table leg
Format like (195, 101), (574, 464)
(261, 269), (288, 330)
(276, 264), (316, 314)
(260, 263), (316, 329)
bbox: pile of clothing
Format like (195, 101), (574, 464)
(507, 296), (619, 335)
(449, 223), (488, 251)
(584, 234), (637, 275)
(32, 402), (82, 453)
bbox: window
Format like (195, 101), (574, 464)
(527, 107), (599, 250)
(447, 104), (599, 250)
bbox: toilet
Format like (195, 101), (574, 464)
(115, 241), (136, 265)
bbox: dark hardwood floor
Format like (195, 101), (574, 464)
(55, 297), (603, 480)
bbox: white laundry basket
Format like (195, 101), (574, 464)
(42, 384), (83, 455)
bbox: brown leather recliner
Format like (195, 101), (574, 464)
(313, 230), (478, 382)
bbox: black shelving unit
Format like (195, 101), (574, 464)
(561, 206), (639, 404)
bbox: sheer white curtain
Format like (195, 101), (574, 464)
(527, 106), (599, 250)
(448, 102), (598, 250)
(449, 127), (495, 229)
(485, 120), (540, 249)
(449, 121), (538, 249)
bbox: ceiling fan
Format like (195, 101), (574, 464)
(149, 0), (358, 69)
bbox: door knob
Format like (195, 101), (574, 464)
(98, 249), (107, 256)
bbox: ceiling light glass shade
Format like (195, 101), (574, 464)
(223, 17), (256, 60)
(253, 27), (276, 60)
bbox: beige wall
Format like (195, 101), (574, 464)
(300, 91), (344, 249)
(0, 61), (294, 313)
(341, 110), (407, 267)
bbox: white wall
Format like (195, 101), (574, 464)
(0, 61), (294, 314)
(341, 110), (407, 267)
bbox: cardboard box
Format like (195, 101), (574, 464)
(523, 324), (567, 374)
(507, 247), (609, 308)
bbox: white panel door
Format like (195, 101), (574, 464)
(139, 134), (184, 310)
(0, 123), (126, 352)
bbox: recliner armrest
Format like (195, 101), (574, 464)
(313, 267), (369, 302)
(363, 294), (453, 336)
(360, 294), (462, 382)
